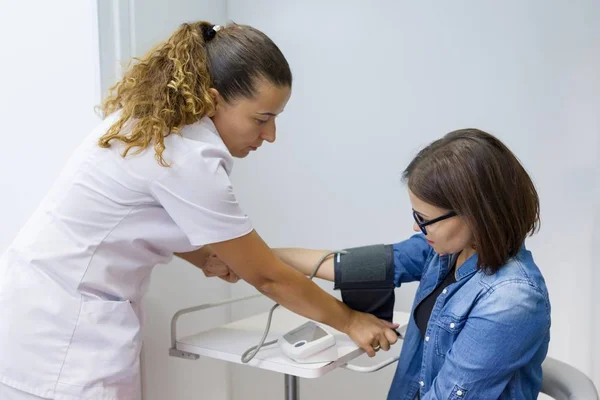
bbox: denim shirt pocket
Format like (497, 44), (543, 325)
(434, 313), (466, 357)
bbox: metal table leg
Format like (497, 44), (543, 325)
(284, 374), (299, 400)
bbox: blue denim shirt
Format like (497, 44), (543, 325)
(387, 234), (551, 400)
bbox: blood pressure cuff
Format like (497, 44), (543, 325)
(333, 244), (396, 323)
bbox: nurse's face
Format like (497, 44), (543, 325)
(409, 190), (473, 256)
(210, 79), (291, 158)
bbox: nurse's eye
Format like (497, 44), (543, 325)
(255, 118), (269, 125)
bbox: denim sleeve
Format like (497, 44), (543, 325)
(393, 233), (434, 286)
(421, 281), (550, 400)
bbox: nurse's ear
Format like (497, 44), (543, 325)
(207, 88), (224, 117)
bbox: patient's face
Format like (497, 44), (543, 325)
(409, 190), (473, 256)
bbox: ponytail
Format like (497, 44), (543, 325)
(99, 21), (216, 166)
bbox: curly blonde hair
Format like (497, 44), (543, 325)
(99, 22), (216, 166)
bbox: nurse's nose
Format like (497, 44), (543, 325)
(261, 121), (276, 143)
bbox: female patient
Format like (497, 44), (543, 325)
(219, 129), (551, 399)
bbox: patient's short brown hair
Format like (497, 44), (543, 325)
(403, 129), (540, 273)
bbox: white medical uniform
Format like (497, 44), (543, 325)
(0, 114), (253, 399)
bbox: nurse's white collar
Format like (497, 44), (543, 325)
(200, 116), (218, 134)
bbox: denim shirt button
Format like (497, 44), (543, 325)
(442, 288), (448, 294)
(425, 336), (430, 342)
(456, 390), (464, 396)
(450, 322), (456, 329)
(419, 381), (425, 387)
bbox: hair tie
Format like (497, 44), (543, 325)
(203, 24), (222, 42)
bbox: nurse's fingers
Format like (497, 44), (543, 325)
(218, 271), (240, 283)
(378, 335), (391, 351)
(203, 258), (231, 277)
(384, 327), (399, 345)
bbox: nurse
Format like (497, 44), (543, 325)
(0, 21), (398, 399)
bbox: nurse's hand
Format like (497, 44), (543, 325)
(175, 247), (240, 283)
(345, 310), (399, 357)
(202, 252), (240, 283)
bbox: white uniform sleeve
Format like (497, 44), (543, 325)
(149, 146), (253, 246)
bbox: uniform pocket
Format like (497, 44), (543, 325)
(433, 313), (466, 357)
(58, 299), (141, 387)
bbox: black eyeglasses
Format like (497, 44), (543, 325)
(412, 210), (457, 235)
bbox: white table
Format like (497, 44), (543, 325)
(169, 295), (410, 400)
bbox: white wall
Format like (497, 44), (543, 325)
(226, 1), (600, 399)
(0, 1), (101, 251)
(0, 2), (101, 247)
(593, 160), (600, 387)
(97, 1), (234, 400)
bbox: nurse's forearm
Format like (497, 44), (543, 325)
(209, 231), (352, 333)
(258, 263), (352, 333)
(272, 248), (335, 281)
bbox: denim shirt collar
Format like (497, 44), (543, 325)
(455, 251), (479, 281)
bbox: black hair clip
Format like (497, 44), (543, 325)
(201, 24), (222, 42)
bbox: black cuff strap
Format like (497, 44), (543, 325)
(334, 244), (396, 323)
